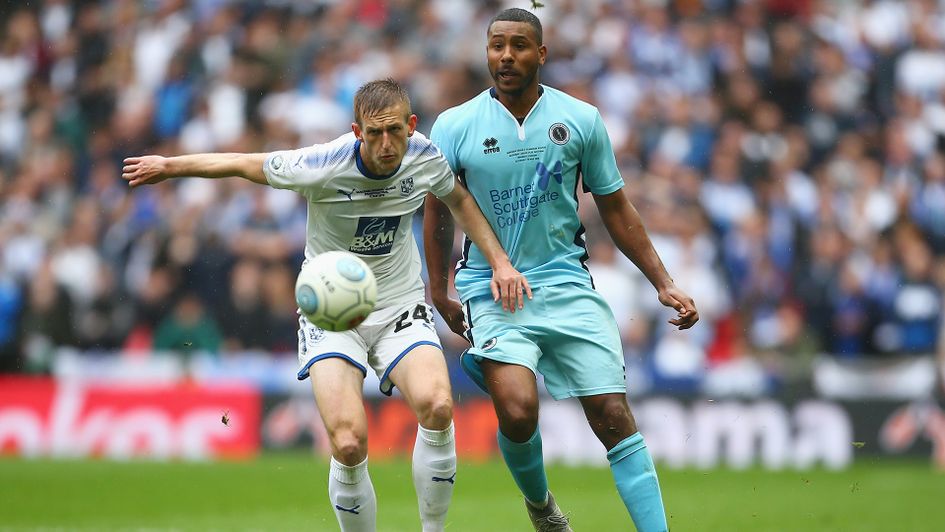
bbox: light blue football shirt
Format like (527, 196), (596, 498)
(430, 85), (624, 302)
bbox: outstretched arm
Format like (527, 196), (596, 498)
(122, 153), (270, 187)
(423, 192), (466, 337)
(438, 181), (531, 313)
(594, 188), (699, 330)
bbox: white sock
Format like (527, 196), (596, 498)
(328, 456), (376, 532)
(412, 422), (457, 532)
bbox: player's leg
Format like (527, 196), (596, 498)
(387, 343), (455, 532)
(298, 314), (377, 532)
(580, 393), (666, 532)
(310, 358), (377, 532)
(460, 291), (570, 530)
(538, 285), (667, 532)
(480, 358), (571, 531)
(480, 359), (547, 499)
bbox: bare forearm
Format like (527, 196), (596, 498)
(163, 153), (269, 183)
(597, 191), (674, 291)
(423, 193), (455, 301)
(447, 193), (511, 271)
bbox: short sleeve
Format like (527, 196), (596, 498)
(580, 112), (624, 195)
(430, 116), (460, 175)
(263, 140), (354, 197)
(427, 153), (456, 199)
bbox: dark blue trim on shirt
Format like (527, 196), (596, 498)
(455, 169), (472, 274)
(458, 235), (472, 275)
(489, 85), (544, 100)
(354, 139), (401, 180)
(571, 168), (592, 285)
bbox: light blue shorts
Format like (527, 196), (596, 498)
(461, 283), (626, 400)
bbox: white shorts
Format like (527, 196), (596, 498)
(296, 299), (442, 395)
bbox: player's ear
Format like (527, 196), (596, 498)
(538, 44), (547, 65)
(351, 122), (362, 140)
(407, 114), (418, 137)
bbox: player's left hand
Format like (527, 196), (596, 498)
(658, 285), (699, 330)
(490, 262), (532, 313)
(122, 155), (171, 188)
(432, 296), (468, 340)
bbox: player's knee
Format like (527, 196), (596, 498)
(495, 398), (539, 433)
(416, 393), (453, 430)
(328, 427), (367, 464)
(588, 397), (636, 435)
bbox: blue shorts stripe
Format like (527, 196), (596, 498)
(378, 340), (441, 396)
(297, 353), (368, 380)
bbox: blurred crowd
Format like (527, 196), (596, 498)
(0, 0), (943, 394)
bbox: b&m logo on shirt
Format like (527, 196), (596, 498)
(350, 216), (400, 255)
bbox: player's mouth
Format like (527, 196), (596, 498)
(496, 69), (518, 81)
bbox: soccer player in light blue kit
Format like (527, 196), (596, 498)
(424, 8), (699, 532)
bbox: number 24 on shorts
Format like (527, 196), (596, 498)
(394, 304), (434, 332)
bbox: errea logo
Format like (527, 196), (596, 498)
(482, 137), (500, 154)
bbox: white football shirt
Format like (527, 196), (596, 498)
(263, 131), (455, 309)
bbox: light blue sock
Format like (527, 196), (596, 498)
(607, 432), (668, 532)
(497, 428), (549, 506)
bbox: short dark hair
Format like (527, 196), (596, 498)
(489, 8), (543, 45)
(353, 78), (411, 126)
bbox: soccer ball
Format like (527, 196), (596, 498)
(294, 251), (378, 332)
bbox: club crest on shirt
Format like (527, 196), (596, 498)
(548, 123), (570, 145)
(400, 177), (414, 196)
(308, 326), (325, 344)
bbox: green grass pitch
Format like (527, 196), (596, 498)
(1, 455), (941, 531)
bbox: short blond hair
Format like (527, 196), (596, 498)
(353, 78), (411, 126)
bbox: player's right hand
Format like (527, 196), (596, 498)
(658, 285), (699, 330)
(490, 262), (532, 313)
(122, 156), (170, 188)
(433, 297), (468, 340)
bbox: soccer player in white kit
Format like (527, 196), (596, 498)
(122, 79), (531, 532)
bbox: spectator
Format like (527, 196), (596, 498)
(216, 258), (270, 352)
(153, 292), (222, 356)
(0, 0), (941, 397)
